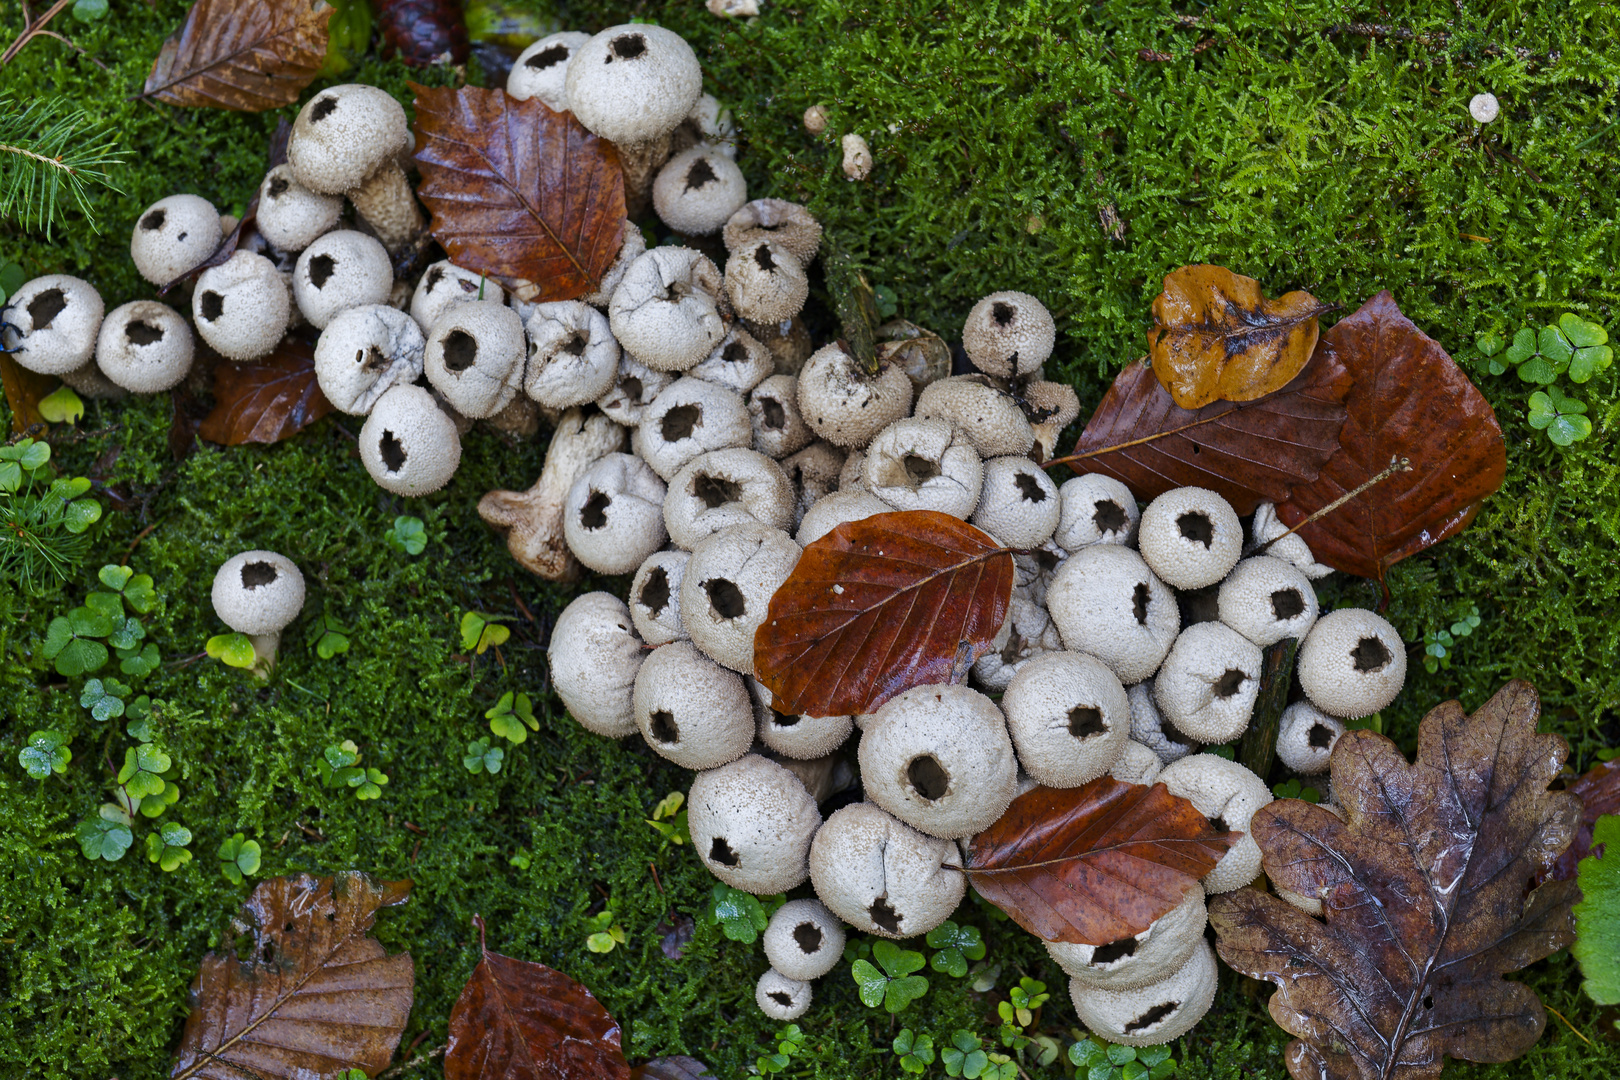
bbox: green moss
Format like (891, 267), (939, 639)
(4, 0), (1620, 1076)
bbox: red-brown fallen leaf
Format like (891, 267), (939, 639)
(1, 352), (55, 435)
(169, 872), (414, 1080)
(142, 0), (333, 111)
(376, 0), (470, 66)
(1210, 681), (1581, 1080)
(197, 333), (333, 446)
(632, 1057), (717, 1080)
(962, 778), (1236, 945)
(445, 915), (631, 1080)
(1544, 758), (1620, 883)
(753, 510), (1014, 719)
(411, 84), (626, 301)
(1057, 346), (1351, 515)
(1276, 291), (1507, 581)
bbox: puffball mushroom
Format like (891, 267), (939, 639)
(1110, 739), (1165, 785)
(292, 230), (394, 331)
(970, 588), (1064, 693)
(840, 133), (873, 180)
(796, 343), (913, 450)
(129, 194), (222, 286)
(313, 304), (425, 415)
(410, 261), (504, 335)
(1048, 883), (1206, 991)
(1158, 753), (1272, 894)
(1137, 486), (1243, 590)
(652, 145), (748, 236)
(549, 592), (645, 738)
(1024, 379), (1081, 460)
(756, 970), (811, 1021)
(1001, 651), (1130, 788)
(211, 550), (305, 674)
(1153, 622), (1264, 746)
(583, 218), (646, 308)
(254, 166), (342, 253)
(522, 301), (620, 408)
(763, 899), (846, 981)
(689, 753), (822, 893)
(638, 376), (753, 481)
(1055, 473), (1140, 550)
(597, 351), (673, 427)
(680, 521), (801, 673)
(961, 291), (1055, 378)
(748, 374), (814, 459)
(1470, 92), (1500, 123)
(663, 448), (796, 550)
(1047, 546), (1180, 684)
(1276, 700), (1345, 775)
(781, 441), (846, 525)
(795, 489), (891, 546)
(630, 549), (690, 646)
(972, 456), (1061, 548)
(563, 452), (669, 575)
(193, 251), (290, 361)
(689, 326), (774, 394)
(1216, 555), (1318, 647)
(424, 300), (527, 419)
(1297, 607), (1407, 719)
(725, 240), (810, 325)
(1128, 681), (1199, 765)
(757, 703), (855, 761)
(1071, 939), (1219, 1047)
(914, 375), (1035, 458)
(723, 199), (823, 266)
(858, 684), (1019, 839)
(608, 247), (728, 372)
(287, 83), (424, 253)
(94, 301), (194, 393)
(1250, 500), (1334, 579)
(0, 275), (104, 375)
(633, 641), (755, 769)
(809, 802), (965, 938)
(506, 31), (591, 111)
(359, 384), (463, 495)
(862, 417), (984, 519)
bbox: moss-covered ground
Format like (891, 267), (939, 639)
(4, 0), (1619, 1076)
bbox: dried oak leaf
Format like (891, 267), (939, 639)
(1147, 264), (1335, 409)
(1062, 345), (1351, 516)
(197, 333), (333, 446)
(1, 352), (55, 435)
(143, 0), (334, 112)
(1209, 680), (1581, 1080)
(962, 778), (1236, 945)
(753, 510), (1014, 719)
(169, 872), (414, 1080)
(445, 916), (631, 1080)
(1276, 291), (1507, 582)
(411, 84), (626, 301)
(1544, 758), (1620, 883)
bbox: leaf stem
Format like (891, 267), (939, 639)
(1252, 455), (1412, 556)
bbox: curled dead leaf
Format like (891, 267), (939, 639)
(197, 333), (334, 446)
(143, 0), (334, 112)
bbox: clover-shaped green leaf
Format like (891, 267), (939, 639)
(310, 612), (351, 659)
(98, 564), (133, 591)
(43, 612), (110, 676)
(486, 690), (538, 744)
(217, 832), (261, 885)
(706, 883), (768, 943)
(854, 940), (929, 1012)
(83, 590), (123, 623)
(942, 1030), (988, 1078)
(206, 632), (257, 669)
(38, 384), (85, 424)
(387, 515), (428, 555)
(72, 0), (109, 22)
(106, 616), (145, 651)
(117, 743), (172, 799)
(146, 821), (193, 871)
(460, 611), (511, 654)
(19, 729), (70, 778)
(77, 805), (133, 861)
(139, 779), (181, 818)
(645, 790), (689, 845)
(894, 1028), (936, 1073)
(1473, 330), (1507, 375)
(62, 493), (102, 534)
(125, 696), (156, 741)
(1559, 313), (1613, 382)
(463, 736), (504, 774)
(926, 920), (985, 977)
(118, 642), (161, 678)
(100, 565), (160, 613)
(1528, 388), (1593, 446)
(80, 676), (132, 721)
(585, 909), (627, 953)
(353, 767), (388, 800)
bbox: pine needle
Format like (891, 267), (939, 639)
(0, 95), (126, 239)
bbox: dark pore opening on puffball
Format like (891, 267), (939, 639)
(991, 301), (1015, 326)
(562, 333), (588, 356)
(198, 291), (225, 322)
(580, 490), (611, 529)
(1208, 815), (1229, 833)
(707, 578), (746, 619)
(126, 321), (164, 346)
(869, 897), (901, 934)
(442, 329), (478, 372)
(1352, 635), (1392, 672)
(241, 561), (278, 588)
(640, 567), (670, 617)
(609, 33), (646, 60)
(650, 710), (678, 744)
(1178, 510), (1214, 548)
(1309, 723), (1335, 749)
(1091, 936), (1138, 965)
(753, 243), (777, 270)
(308, 254), (337, 289)
(772, 710), (799, 728)
(379, 430), (406, 471)
(141, 209), (167, 231)
(906, 754), (949, 800)
(28, 288), (67, 329)
(769, 992), (792, 1007)
(310, 96), (339, 122)
(267, 176), (290, 199)
(1093, 499), (1128, 534)
(1014, 473), (1047, 502)
(709, 835), (738, 866)
(793, 922), (823, 953)
(1068, 706), (1105, 738)
(693, 473), (741, 509)
(1132, 582), (1151, 625)
(684, 157), (718, 192)
(1125, 1002), (1178, 1033)
(1271, 588), (1305, 620)
(661, 403), (702, 441)
(1213, 668), (1246, 698)
(761, 397), (786, 429)
(527, 44), (570, 70)
(903, 454), (940, 485)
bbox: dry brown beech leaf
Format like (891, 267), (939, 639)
(197, 333), (333, 446)
(169, 872), (414, 1080)
(1275, 290), (1508, 582)
(1, 352), (55, 435)
(1543, 757), (1620, 884)
(1209, 681), (1581, 1080)
(411, 84), (626, 301)
(962, 778), (1236, 945)
(142, 0), (333, 112)
(1147, 264), (1335, 409)
(753, 510), (1014, 719)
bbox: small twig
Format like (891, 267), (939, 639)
(376, 1042), (446, 1079)
(123, 521), (158, 559)
(1252, 456), (1413, 556)
(0, 0), (74, 69)
(1545, 1005), (1594, 1048)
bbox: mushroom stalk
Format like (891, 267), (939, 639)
(248, 633), (281, 678)
(346, 159), (426, 255)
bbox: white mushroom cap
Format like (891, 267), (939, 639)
(1250, 501), (1333, 579)
(972, 456), (1061, 548)
(608, 247), (728, 372)
(680, 521), (801, 673)
(1297, 607), (1407, 719)
(763, 899), (846, 981)
(549, 592), (645, 738)
(313, 304), (425, 415)
(3, 275), (104, 374)
(664, 448), (795, 550)
(781, 440), (846, 521)
(596, 350), (673, 427)
(680, 92), (736, 158)
(688, 326), (774, 394)
(914, 375), (1035, 458)
(725, 240), (809, 324)
(809, 802), (965, 938)
(211, 550), (305, 635)
(633, 641), (754, 769)
(1153, 622), (1264, 745)
(1072, 939), (1218, 1047)
(1217, 555), (1318, 647)
(1055, 473), (1140, 550)
(1157, 753), (1272, 894)
(630, 549), (690, 647)
(130, 194), (222, 286)
(862, 417), (983, 519)
(409, 261), (503, 335)
(638, 376), (753, 481)
(1001, 651), (1130, 788)
(961, 291), (1055, 378)
(1276, 700), (1345, 775)
(859, 684), (1019, 839)
(522, 300), (620, 408)
(653, 145), (748, 236)
(1049, 883), (1206, 991)
(194, 251), (290, 361)
(795, 490), (892, 546)
(1025, 379), (1082, 458)
(796, 344), (914, 450)
(564, 25), (703, 146)
(1137, 487), (1243, 590)
(755, 970), (812, 1020)
(841, 133), (873, 180)
(359, 384), (462, 495)
(837, 450), (868, 492)
(423, 299), (527, 418)
(287, 84), (411, 194)
(723, 199), (822, 265)
(583, 218), (646, 309)
(255, 166), (342, 253)
(690, 753), (821, 893)
(1047, 546), (1179, 684)
(1469, 92), (1500, 124)
(292, 230), (393, 330)
(749, 677), (854, 760)
(1128, 680), (1199, 764)
(1109, 739), (1165, 786)
(748, 374), (815, 459)
(563, 452), (668, 575)
(506, 31), (591, 110)
(94, 301), (193, 393)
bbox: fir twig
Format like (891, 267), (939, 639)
(0, 95), (126, 238)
